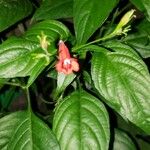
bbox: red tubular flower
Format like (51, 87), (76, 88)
(56, 40), (79, 74)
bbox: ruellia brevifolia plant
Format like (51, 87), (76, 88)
(0, 0), (150, 149)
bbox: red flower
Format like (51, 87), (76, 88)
(56, 40), (79, 74)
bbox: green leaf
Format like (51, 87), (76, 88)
(123, 19), (150, 58)
(53, 90), (110, 150)
(0, 37), (47, 78)
(123, 32), (150, 58)
(0, 79), (8, 89)
(130, 0), (150, 21)
(0, 88), (20, 109)
(0, 111), (60, 150)
(24, 20), (70, 44)
(113, 129), (136, 150)
(0, 0), (32, 32)
(56, 72), (76, 93)
(34, 0), (73, 21)
(91, 41), (150, 133)
(142, 0), (150, 22)
(73, 0), (118, 44)
(130, 0), (145, 11)
(27, 59), (47, 88)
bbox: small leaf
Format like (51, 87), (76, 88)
(73, 0), (118, 44)
(0, 37), (47, 78)
(113, 129), (136, 150)
(91, 41), (150, 133)
(0, 0), (32, 32)
(24, 20), (70, 44)
(34, 0), (73, 21)
(0, 111), (60, 150)
(53, 90), (110, 150)
(56, 72), (76, 93)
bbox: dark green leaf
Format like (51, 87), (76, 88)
(130, 0), (145, 11)
(130, 0), (150, 21)
(113, 129), (136, 150)
(34, 0), (73, 21)
(0, 37), (47, 78)
(24, 20), (70, 44)
(0, 79), (8, 89)
(91, 41), (150, 133)
(0, 111), (60, 149)
(73, 0), (118, 44)
(27, 59), (47, 88)
(123, 19), (150, 58)
(0, 0), (32, 32)
(123, 33), (150, 58)
(137, 19), (150, 35)
(53, 90), (110, 150)
(0, 88), (20, 109)
(142, 0), (150, 21)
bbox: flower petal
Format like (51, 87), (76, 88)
(58, 40), (71, 60)
(71, 59), (79, 72)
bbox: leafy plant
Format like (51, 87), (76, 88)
(0, 0), (150, 149)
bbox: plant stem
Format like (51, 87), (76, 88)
(72, 33), (116, 52)
(25, 87), (31, 109)
(4, 81), (23, 88)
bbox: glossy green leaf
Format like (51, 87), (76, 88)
(0, 111), (60, 150)
(113, 129), (136, 150)
(53, 90), (110, 150)
(0, 37), (47, 78)
(73, 0), (118, 44)
(24, 20), (70, 44)
(34, 0), (73, 21)
(0, 0), (32, 32)
(27, 59), (47, 88)
(91, 41), (150, 133)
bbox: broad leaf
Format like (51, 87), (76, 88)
(34, 0), (73, 21)
(113, 129), (136, 150)
(91, 41), (150, 133)
(0, 37), (47, 78)
(24, 20), (70, 44)
(0, 0), (32, 32)
(0, 111), (60, 150)
(73, 0), (118, 44)
(53, 90), (110, 150)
